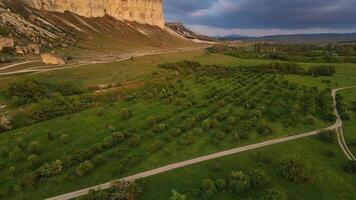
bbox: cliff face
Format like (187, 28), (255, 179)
(21, 0), (165, 28)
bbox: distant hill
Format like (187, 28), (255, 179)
(216, 34), (251, 41)
(239, 33), (356, 43)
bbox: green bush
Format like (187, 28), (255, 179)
(60, 134), (70, 144)
(9, 147), (23, 161)
(263, 188), (288, 200)
(215, 178), (226, 190)
(279, 157), (310, 183)
(170, 189), (186, 200)
(229, 171), (251, 194)
(247, 169), (267, 187)
(28, 141), (40, 154)
(39, 160), (63, 177)
(77, 189), (109, 200)
(319, 130), (337, 143)
(27, 154), (40, 168)
(145, 116), (158, 126)
(102, 136), (116, 148)
(75, 160), (94, 177)
(197, 179), (217, 200)
(120, 108), (132, 120)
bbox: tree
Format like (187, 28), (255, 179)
(76, 160), (94, 177)
(170, 189), (186, 200)
(319, 130), (337, 143)
(47, 132), (55, 141)
(27, 154), (39, 168)
(279, 157), (310, 183)
(263, 188), (288, 200)
(229, 171), (251, 194)
(60, 134), (70, 144)
(28, 141), (40, 154)
(215, 178), (226, 190)
(198, 179), (217, 200)
(120, 108), (132, 120)
(344, 160), (356, 173)
(247, 169), (267, 187)
(39, 160), (63, 177)
(111, 180), (142, 200)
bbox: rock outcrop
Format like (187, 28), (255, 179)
(166, 22), (217, 43)
(41, 53), (65, 65)
(0, 37), (14, 50)
(21, 0), (165, 28)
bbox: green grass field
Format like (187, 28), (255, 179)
(139, 137), (356, 200)
(0, 50), (356, 200)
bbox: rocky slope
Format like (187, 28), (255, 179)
(0, 0), (191, 55)
(166, 22), (217, 43)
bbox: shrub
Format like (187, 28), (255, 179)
(147, 141), (164, 153)
(197, 179), (217, 200)
(0, 148), (9, 158)
(7, 80), (49, 105)
(76, 160), (94, 177)
(264, 188), (288, 200)
(9, 166), (16, 176)
(28, 141), (40, 154)
(247, 170), (267, 187)
(60, 134), (70, 144)
(10, 147), (23, 161)
(319, 130), (337, 143)
(145, 116), (158, 126)
(39, 160), (63, 177)
(111, 180), (143, 200)
(16, 137), (25, 150)
(103, 136), (116, 148)
(153, 123), (166, 133)
(92, 155), (106, 166)
(128, 134), (141, 147)
(170, 128), (182, 137)
(27, 154), (40, 168)
(120, 108), (132, 120)
(227, 116), (237, 126)
(202, 119), (212, 130)
(229, 171), (251, 194)
(170, 189), (186, 200)
(344, 160), (356, 173)
(341, 111), (352, 120)
(112, 132), (126, 143)
(77, 189), (109, 200)
(257, 123), (275, 135)
(306, 115), (316, 126)
(279, 157), (310, 183)
(20, 173), (38, 187)
(194, 128), (204, 135)
(47, 132), (55, 141)
(215, 178), (226, 190)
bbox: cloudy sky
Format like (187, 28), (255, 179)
(164, 0), (356, 37)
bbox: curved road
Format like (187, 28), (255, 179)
(332, 87), (356, 160)
(46, 86), (355, 200)
(0, 47), (204, 76)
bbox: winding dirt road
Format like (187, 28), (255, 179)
(46, 86), (356, 200)
(332, 87), (356, 160)
(0, 47), (204, 76)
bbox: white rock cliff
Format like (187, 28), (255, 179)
(21, 0), (165, 28)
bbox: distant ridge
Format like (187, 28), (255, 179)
(239, 32), (356, 43)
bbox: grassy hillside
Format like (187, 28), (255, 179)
(0, 50), (356, 199)
(139, 137), (356, 200)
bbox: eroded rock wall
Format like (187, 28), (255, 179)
(21, 0), (165, 28)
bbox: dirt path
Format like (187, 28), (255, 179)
(0, 47), (203, 76)
(0, 60), (39, 71)
(332, 87), (356, 160)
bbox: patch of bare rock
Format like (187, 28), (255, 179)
(40, 53), (65, 65)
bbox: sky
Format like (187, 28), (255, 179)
(163, 0), (356, 37)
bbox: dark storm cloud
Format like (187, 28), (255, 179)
(164, 0), (356, 30)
